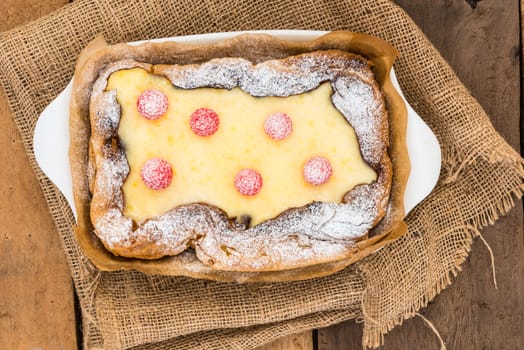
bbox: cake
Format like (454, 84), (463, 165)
(69, 31), (410, 281)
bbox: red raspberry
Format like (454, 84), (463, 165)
(140, 158), (173, 190)
(137, 89), (169, 120)
(190, 108), (220, 136)
(303, 156), (333, 185)
(264, 112), (293, 140)
(234, 168), (263, 196)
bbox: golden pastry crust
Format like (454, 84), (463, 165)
(69, 31), (410, 281)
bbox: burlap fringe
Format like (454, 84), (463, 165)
(476, 230), (498, 290)
(442, 147), (478, 184)
(361, 227), (473, 348)
(75, 257), (103, 345)
(363, 153), (524, 349)
(443, 143), (524, 184)
(489, 144), (524, 164)
(472, 176), (524, 228)
(361, 226), (472, 349)
(415, 313), (447, 350)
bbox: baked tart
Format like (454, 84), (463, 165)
(69, 31), (410, 282)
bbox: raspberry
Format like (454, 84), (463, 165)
(140, 158), (173, 190)
(136, 89), (169, 120)
(303, 156), (333, 185)
(264, 112), (293, 140)
(190, 108), (220, 136)
(234, 168), (263, 196)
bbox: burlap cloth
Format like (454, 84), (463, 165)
(0, 0), (522, 349)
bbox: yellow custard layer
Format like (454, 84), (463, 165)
(107, 68), (376, 226)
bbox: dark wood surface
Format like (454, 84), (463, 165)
(0, 3), (77, 350)
(0, 1), (521, 349)
(318, 1), (524, 349)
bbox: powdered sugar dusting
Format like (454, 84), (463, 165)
(332, 76), (386, 166)
(89, 50), (390, 270)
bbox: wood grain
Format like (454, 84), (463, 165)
(521, 0), (524, 158)
(319, 0), (523, 349)
(0, 1), (76, 350)
(256, 332), (313, 350)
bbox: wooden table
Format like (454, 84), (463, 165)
(1, 1), (522, 349)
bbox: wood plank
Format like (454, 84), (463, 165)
(0, 1), (76, 350)
(521, 0), (524, 156)
(256, 331), (313, 350)
(319, 0), (523, 349)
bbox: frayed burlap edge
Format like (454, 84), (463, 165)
(359, 157), (524, 348)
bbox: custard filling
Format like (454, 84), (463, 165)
(107, 68), (376, 226)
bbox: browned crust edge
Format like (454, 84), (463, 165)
(69, 31), (409, 282)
